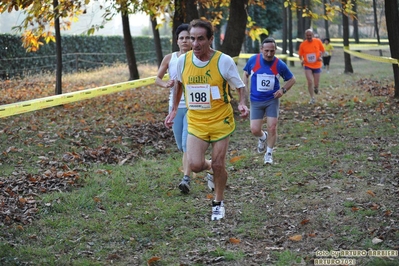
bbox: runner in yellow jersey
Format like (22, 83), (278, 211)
(322, 38), (333, 73)
(183, 50), (235, 141)
(165, 19), (249, 221)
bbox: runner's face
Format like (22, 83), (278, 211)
(190, 27), (213, 59)
(305, 31), (313, 42)
(261, 42), (276, 61)
(177, 30), (191, 50)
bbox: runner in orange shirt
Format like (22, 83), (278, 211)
(298, 29), (325, 104)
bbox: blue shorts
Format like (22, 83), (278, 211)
(250, 98), (280, 120)
(170, 107), (188, 152)
(304, 66), (322, 73)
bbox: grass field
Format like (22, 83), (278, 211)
(1, 48), (398, 265)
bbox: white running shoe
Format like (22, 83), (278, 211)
(264, 152), (273, 164)
(211, 201), (225, 221)
(206, 173), (214, 191)
(257, 131), (268, 153)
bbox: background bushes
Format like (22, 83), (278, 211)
(0, 34), (171, 79)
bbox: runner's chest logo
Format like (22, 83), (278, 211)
(188, 70), (212, 83)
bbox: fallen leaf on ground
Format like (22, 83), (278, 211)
(366, 190), (376, 197)
(229, 155), (245, 163)
(147, 256), (161, 265)
(229, 237), (241, 244)
(289, 235), (302, 241)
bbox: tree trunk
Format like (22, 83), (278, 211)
(384, 0), (399, 98)
(220, 0), (248, 57)
(198, 2), (206, 18)
(185, 0), (199, 22)
(150, 16), (163, 68)
(121, 12), (139, 80)
(282, 3), (288, 56)
(245, 6), (255, 53)
(303, 0), (311, 30)
(214, 24), (222, 50)
(352, 1), (359, 43)
(54, 0), (62, 95)
(296, 0), (303, 50)
(323, 0), (329, 39)
(342, 2), (353, 74)
(288, 3), (294, 67)
(373, 0), (383, 56)
(295, 0), (311, 48)
(172, 0), (184, 52)
(172, 0), (198, 51)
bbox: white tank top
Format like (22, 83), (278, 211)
(168, 52), (186, 110)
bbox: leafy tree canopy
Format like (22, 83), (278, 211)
(0, 0), (358, 52)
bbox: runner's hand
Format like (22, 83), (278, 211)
(238, 104), (249, 119)
(164, 110), (176, 128)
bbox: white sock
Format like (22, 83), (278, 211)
(267, 146), (273, 154)
(260, 131), (267, 141)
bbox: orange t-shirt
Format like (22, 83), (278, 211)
(299, 38), (325, 69)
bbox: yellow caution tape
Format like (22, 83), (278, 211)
(0, 75), (168, 118)
(330, 38), (389, 44)
(343, 46), (398, 64)
(287, 56), (301, 62)
(297, 38), (389, 43)
(238, 53), (252, 59)
(330, 43), (344, 47)
(348, 44), (390, 50)
(295, 38), (389, 48)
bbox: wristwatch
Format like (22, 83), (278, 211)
(282, 87), (287, 94)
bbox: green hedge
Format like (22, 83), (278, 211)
(0, 34), (172, 79)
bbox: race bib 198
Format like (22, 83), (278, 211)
(186, 84), (211, 110)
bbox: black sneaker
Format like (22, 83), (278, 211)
(178, 175), (190, 194)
